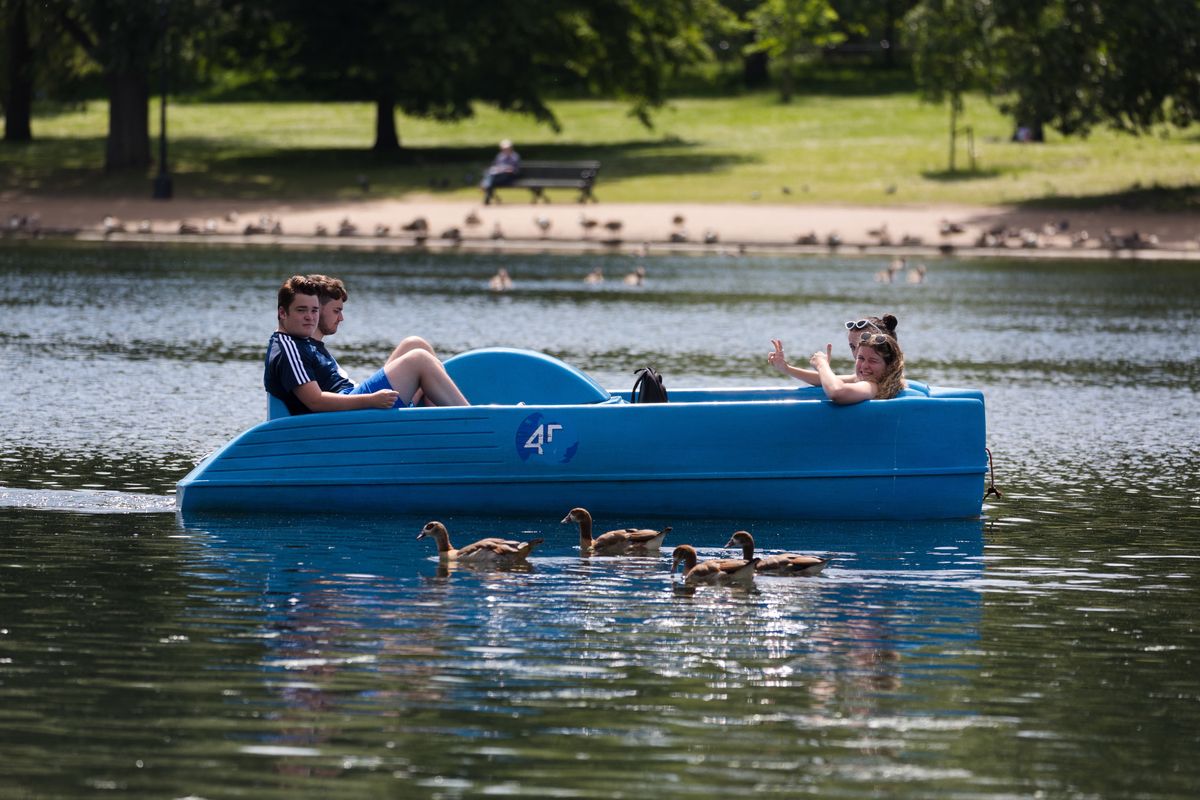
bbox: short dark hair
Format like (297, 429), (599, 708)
(308, 274), (347, 304)
(277, 275), (320, 311)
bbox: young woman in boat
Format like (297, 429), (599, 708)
(808, 331), (906, 404)
(265, 275), (469, 415)
(768, 314), (899, 389)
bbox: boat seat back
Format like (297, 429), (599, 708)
(444, 347), (611, 405)
(267, 392), (292, 420)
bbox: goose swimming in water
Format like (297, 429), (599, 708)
(417, 521), (542, 565)
(561, 507), (669, 556)
(488, 268), (513, 292)
(671, 544), (758, 586)
(724, 530), (828, 576)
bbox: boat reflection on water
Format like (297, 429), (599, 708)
(175, 511), (985, 767)
(175, 511), (984, 591)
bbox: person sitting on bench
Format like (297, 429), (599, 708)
(481, 139), (520, 194)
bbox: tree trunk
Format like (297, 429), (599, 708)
(373, 97), (400, 152)
(948, 99), (958, 173)
(105, 70), (151, 171)
(779, 53), (794, 104)
(743, 51), (768, 89)
(5, 0), (34, 142)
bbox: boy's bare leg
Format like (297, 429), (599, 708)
(382, 350), (468, 407)
(386, 335), (436, 364)
(386, 336), (438, 405)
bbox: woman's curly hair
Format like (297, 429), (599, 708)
(855, 332), (906, 399)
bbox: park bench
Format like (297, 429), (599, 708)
(483, 160), (601, 204)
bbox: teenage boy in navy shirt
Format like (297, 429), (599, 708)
(307, 273), (448, 407)
(265, 275), (468, 415)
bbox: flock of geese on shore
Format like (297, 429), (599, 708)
(72, 210), (1170, 254)
(417, 507), (829, 587)
(77, 208), (1171, 251)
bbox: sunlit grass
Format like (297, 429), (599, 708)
(4, 91), (1197, 209)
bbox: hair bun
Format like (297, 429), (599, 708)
(881, 314), (898, 331)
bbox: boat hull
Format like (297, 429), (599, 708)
(177, 379), (988, 521)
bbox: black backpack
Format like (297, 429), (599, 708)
(631, 367), (668, 403)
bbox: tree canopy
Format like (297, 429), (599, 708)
(905, 0), (1200, 138)
(2, 0), (1198, 174)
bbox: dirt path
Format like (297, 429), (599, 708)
(4, 194), (1198, 258)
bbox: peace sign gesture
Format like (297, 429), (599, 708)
(768, 339), (789, 373)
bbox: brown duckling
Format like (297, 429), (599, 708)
(561, 507), (670, 556)
(724, 530), (828, 576)
(671, 544), (758, 586)
(417, 521), (542, 565)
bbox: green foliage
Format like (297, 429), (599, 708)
(990, 0), (1200, 135)
(747, 0), (845, 58)
(244, 0), (730, 135)
(905, 0), (1200, 137)
(904, 0), (995, 170)
(904, 0), (991, 109)
(746, 0), (846, 100)
(6, 0), (1198, 164)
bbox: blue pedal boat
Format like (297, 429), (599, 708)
(176, 348), (988, 520)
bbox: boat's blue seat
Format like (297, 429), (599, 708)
(267, 392), (292, 420)
(444, 347), (611, 405)
(263, 348), (610, 420)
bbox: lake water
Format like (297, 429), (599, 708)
(2, 241), (1198, 798)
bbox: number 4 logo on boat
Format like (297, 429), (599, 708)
(515, 413), (579, 464)
(525, 423), (562, 454)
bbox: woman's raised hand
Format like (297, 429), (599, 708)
(810, 343), (833, 369)
(768, 339), (789, 373)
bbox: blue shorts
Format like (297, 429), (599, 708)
(344, 368), (408, 408)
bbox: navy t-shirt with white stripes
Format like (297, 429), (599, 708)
(264, 332), (353, 415)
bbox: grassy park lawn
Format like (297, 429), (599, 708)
(4, 88), (1198, 210)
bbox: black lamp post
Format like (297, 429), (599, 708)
(152, 1), (173, 199)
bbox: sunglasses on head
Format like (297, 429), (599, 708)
(857, 332), (893, 347)
(845, 319), (877, 330)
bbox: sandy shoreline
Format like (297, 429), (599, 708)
(4, 194), (1198, 259)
